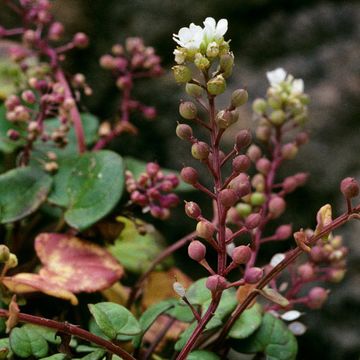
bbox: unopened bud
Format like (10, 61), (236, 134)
(270, 110), (286, 126)
(282, 143), (298, 160)
(206, 275), (227, 293)
(308, 287), (328, 309)
(207, 75), (226, 95)
(146, 162), (160, 177)
(231, 89), (248, 108)
(21, 90), (36, 104)
(48, 21), (64, 41)
(256, 125), (272, 142)
(100, 55), (115, 69)
(216, 110), (235, 129)
(297, 263), (314, 280)
(235, 129), (252, 150)
(247, 145), (262, 162)
(73, 32), (89, 48)
(188, 240), (206, 262)
(196, 220), (215, 239)
(206, 41), (219, 58)
(328, 269), (346, 283)
(236, 203), (252, 217)
(245, 267), (263, 284)
(245, 213), (261, 229)
(179, 101), (197, 120)
(185, 201), (201, 219)
(232, 155), (251, 173)
(340, 177), (359, 199)
(275, 224), (292, 240)
(173, 282), (186, 298)
(252, 98), (267, 114)
(6, 254), (18, 269)
(172, 65), (192, 83)
(181, 167), (198, 185)
(232, 245), (252, 265)
(250, 192), (266, 206)
(219, 54), (234, 77)
(256, 158), (271, 175)
(268, 196), (286, 218)
(219, 189), (238, 208)
(283, 176), (297, 193)
(185, 83), (203, 97)
(176, 123), (193, 140)
(191, 142), (209, 160)
(229, 175), (251, 198)
(7, 129), (20, 141)
(296, 132), (309, 146)
(294, 172), (309, 186)
(0, 245), (10, 263)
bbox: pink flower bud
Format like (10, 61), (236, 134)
(340, 177), (359, 199)
(310, 246), (324, 263)
(281, 143), (298, 160)
(235, 129), (252, 150)
(228, 174), (251, 198)
(308, 287), (328, 309)
(219, 189), (238, 208)
(232, 245), (252, 265)
(180, 167), (198, 185)
(206, 275), (227, 293)
(245, 267), (263, 284)
(191, 142), (209, 160)
(21, 90), (36, 104)
(176, 123), (193, 140)
(297, 263), (314, 280)
(196, 220), (215, 239)
(48, 21), (64, 41)
(160, 194), (179, 208)
(73, 32), (89, 48)
(100, 55), (115, 69)
(146, 162), (160, 177)
(247, 144), (262, 162)
(232, 155), (251, 173)
(268, 196), (286, 218)
(245, 213), (261, 229)
(143, 106), (157, 119)
(185, 201), (201, 219)
(275, 224), (292, 240)
(188, 240), (206, 262)
(256, 158), (271, 175)
(6, 129), (20, 141)
(293, 172), (309, 186)
(283, 176), (297, 193)
(295, 132), (309, 146)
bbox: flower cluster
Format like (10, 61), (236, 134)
(125, 163), (180, 220)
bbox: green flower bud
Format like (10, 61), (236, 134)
(6, 253), (18, 269)
(194, 53), (210, 71)
(231, 89), (248, 108)
(252, 98), (267, 114)
(191, 142), (210, 160)
(219, 53), (234, 77)
(282, 143), (298, 160)
(250, 192), (266, 206)
(268, 96), (282, 110)
(185, 83), (203, 98)
(216, 110), (236, 129)
(207, 75), (226, 95)
(270, 110), (286, 126)
(206, 42), (219, 58)
(0, 245), (10, 263)
(172, 65), (192, 83)
(179, 102), (197, 120)
(236, 203), (252, 217)
(196, 220), (215, 239)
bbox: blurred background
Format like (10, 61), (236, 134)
(1, 1), (360, 359)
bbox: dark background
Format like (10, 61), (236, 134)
(1, 1), (360, 359)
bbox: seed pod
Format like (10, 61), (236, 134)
(185, 83), (203, 97)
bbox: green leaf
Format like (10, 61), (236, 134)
(0, 338), (11, 359)
(228, 303), (263, 339)
(124, 156), (193, 192)
(174, 322), (197, 351)
(166, 302), (194, 323)
(230, 313), (298, 360)
(9, 326), (49, 358)
(21, 324), (60, 344)
(48, 150), (124, 230)
(40, 354), (66, 360)
(0, 166), (52, 223)
(186, 278), (211, 305)
(133, 299), (177, 348)
(74, 349), (105, 360)
(108, 216), (172, 274)
(188, 350), (221, 360)
(88, 302), (141, 340)
(0, 58), (25, 100)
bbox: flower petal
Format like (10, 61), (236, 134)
(216, 19), (228, 37)
(267, 68), (287, 86)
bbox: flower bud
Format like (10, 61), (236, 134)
(207, 75), (226, 95)
(228, 175), (251, 198)
(185, 83), (203, 97)
(250, 192), (266, 206)
(172, 65), (192, 83)
(275, 224), (292, 240)
(235, 129), (252, 150)
(196, 220), (215, 239)
(256, 125), (272, 142)
(232, 155), (251, 173)
(146, 162), (160, 177)
(256, 158), (271, 175)
(179, 101), (197, 120)
(293, 173), (309, 187)
(6, 254), (18, 269)
(310, 246), (324, 263)
(219, 189), (238, 208)
(21, 90), (36, 104)
(328, 269), (346, 283)
(176, 123), (193, 140)
(100, 55), (115, 69)
(73, 32), (89, 48)
(282, 143), (298, 160)
(236, 203), (252, 217)
(181, 167), (198, 185)
(245, 267), (263, 284)
(188, 240), (206, 262)
(251, 174), (265, 192)
(206, 41), (219, 58)
(270, 110), (286, 126)
(231, 89), (248, 108)
(232, 245), (252, 265)
(206, 275), (227, 293)
(268, 96), (282, 110)
(194, 53), (210, 70)
(185, 201), (201, 219)
(219, 54), (234, 77)
(191, 142), (209, 160)
(340, 177), (359, 199)
(245, 213), (261, 229)
(7, 129), (20, 141)
(173, 282), (186, 298)
(216, 110), (235, 129)
(308, 287), (328, 309)
(48, 21), (64, 41)
(0, 245), (10, 263)
(296, 132), (309, 146)
(297, 263), (314, 280)
(247, 145), (262, 162)
(268, 196), (286, 218)
(252, 98), (267, 114)
(283, 176), (297, 193)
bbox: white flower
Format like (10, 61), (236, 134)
(292, 79), (304, 95)
(203, 17), (228, 43)
(173, 23), (204, 50)
(266, 68), (287, 86)
(173, 49), (186, 64)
